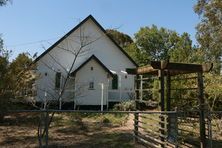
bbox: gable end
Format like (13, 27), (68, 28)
(71, 55), (114, 77)
(33, 15), (138, 67)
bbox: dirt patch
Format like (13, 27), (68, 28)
(0, 113), (145, 148)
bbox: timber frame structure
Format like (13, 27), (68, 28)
(126, 61), (213, 148)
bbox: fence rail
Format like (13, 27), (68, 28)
(1, 110), (222, 148)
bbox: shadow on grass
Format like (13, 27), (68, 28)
(0, 135), (37, 146)
(211, 139), (222, 148)
(0, 113), (40, 126)
(48, 132), (135, 148)
(48, 119), (137, 148)
(179, 137), (222, 148)
(0, 113), (64, 127)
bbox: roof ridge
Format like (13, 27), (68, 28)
(32, 15), (138, 67)
(70, 54), (114, 77)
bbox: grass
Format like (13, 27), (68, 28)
(0, 112), (138, 148)
(50, 112), (129, 127)
(2, 112), (221, 147)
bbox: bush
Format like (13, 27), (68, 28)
(0, 92), (12, 121)
(101, 117), (110, 123)
(113, 101), (136, 111)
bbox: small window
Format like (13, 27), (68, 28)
(125, 75), (127, 79)
(55, 72), (61, 89)
(91, 67), (93, 71)
(45, 72), (47, 76)
(89, 82), (94, 89)
(112, 74), (118, 89)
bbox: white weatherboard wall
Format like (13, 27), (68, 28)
(75, 59), (109, 105)
(35, 17), (136, 105)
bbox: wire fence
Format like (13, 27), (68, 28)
(207, 111), (222, 148)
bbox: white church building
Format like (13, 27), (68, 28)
(33, 15), (137, 109)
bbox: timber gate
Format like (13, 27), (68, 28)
(126, 60), (213, 148)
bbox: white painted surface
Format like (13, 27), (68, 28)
(35, 17), (136, 105)
(74, 58), (110, 105)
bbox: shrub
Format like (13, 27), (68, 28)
(101, 117), (110, 123)
(0, 92), (12, 122)
(113, 101), (136, 111)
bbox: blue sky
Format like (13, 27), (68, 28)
(0, 0), (199, 60)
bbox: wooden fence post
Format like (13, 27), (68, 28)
(166, 72), (171, 112)
(159, 69), (165, 147)
(134, 74), (140, 143)
(198, 72), (206, 148)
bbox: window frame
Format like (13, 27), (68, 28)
(89, 81), (94, 90)
(112, 74), (118, 89)
(55, 72), (61, 89)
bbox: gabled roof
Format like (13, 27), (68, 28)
(70, 55), (114, 77)
(33, 15), (138, 67)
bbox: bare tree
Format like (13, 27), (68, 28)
(34, 25), (106, 147)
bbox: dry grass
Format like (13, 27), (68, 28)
(0, 112), (145, 148)
(1, 112), (221, 147)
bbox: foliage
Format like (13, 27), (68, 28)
(0, 36), (34, 115)
(134, 25), (195, 66)
(135, 25), (171, 62)
(10, 53), (32, 75)
(107, 26), (217, 110)
(113, 101), (136, 111)
(124, 42), (147, 66)
(170, 74), (200, 111)
(0, 37), (11, 120)
(193, 0), (222, 110)
(0, 92), (12, 121)
(204, 73), (222, 111)
(194, 0), (222, 73)
(0, 38), (10, 89)
(168, 33), (195, 63)
(64, 113), (128, 126)
(0, 0), (12, 121)
(8, 53), (35, 100)
(106, 29), (133, 48)
(0, 0), (10, 6)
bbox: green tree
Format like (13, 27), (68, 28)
(124, 43), (144, 65)
(9, 53), (34, 99)
(168, 32), (196, 63)
(134, 25), (194, 65)
(135, 25), (168, 63)
(194, 0), (222, 110)
(205, 73), (222, 111)
(0, 37), (12, 120)
(0, 47), (34, 115)
(0, 0), (10, 6)
(0, 0), (11, 120)
(106, 29), (133, 48)
(9, 53), (32, 76)
(194, 0), (222, 73)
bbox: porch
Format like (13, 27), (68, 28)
(107, 89), (135, 102)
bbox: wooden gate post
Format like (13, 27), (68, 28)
(198, 72), (206, 148)
(159, 69), (165, 147)
(166, 71), (171, 112)
(134, 74), (140, 143)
